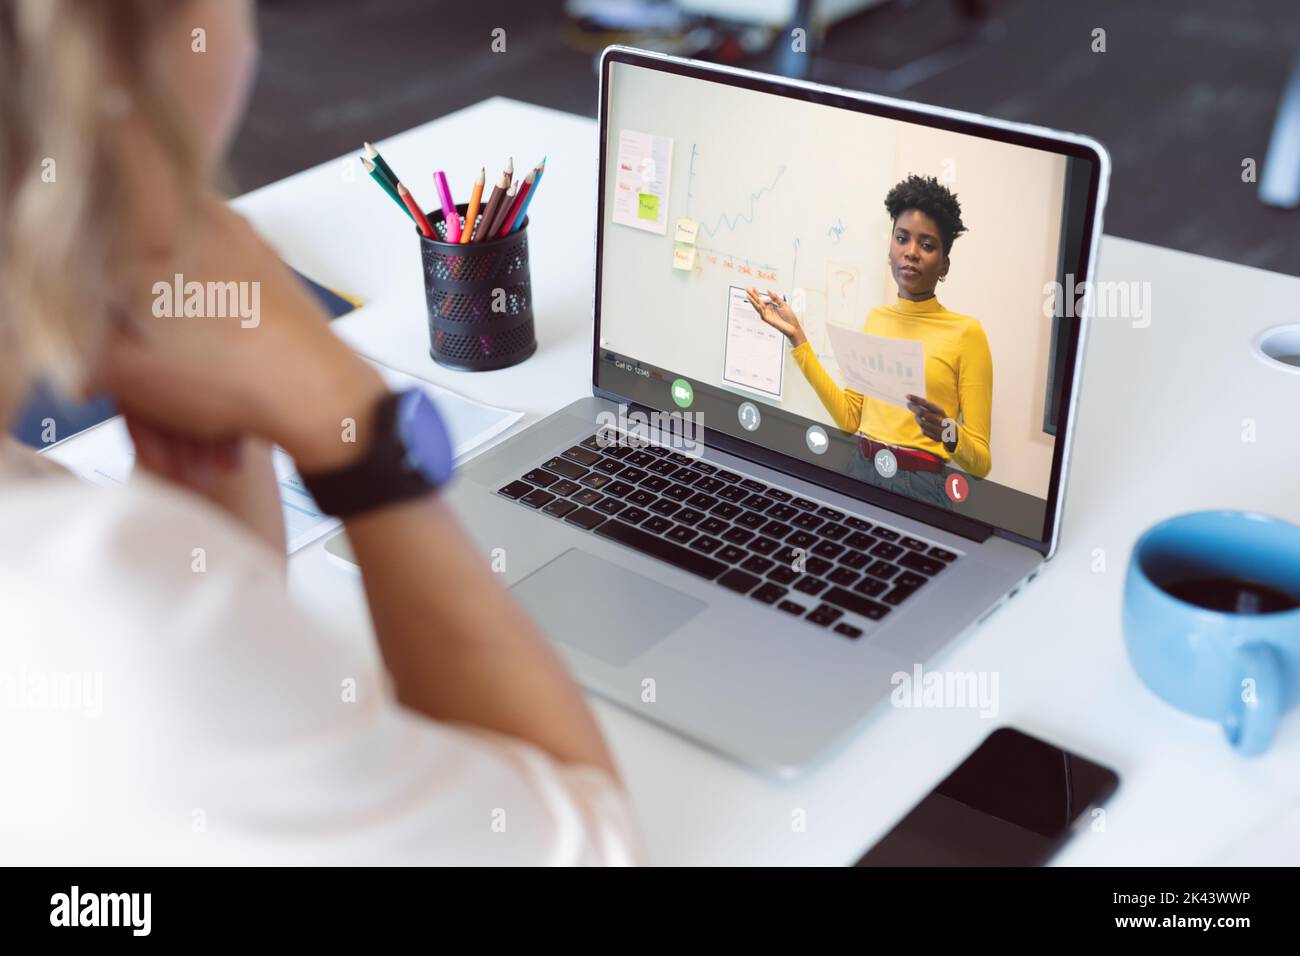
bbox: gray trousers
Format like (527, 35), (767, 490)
(845, 445), (955, 511)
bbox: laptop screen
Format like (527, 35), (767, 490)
(594, 51), (1106, 550)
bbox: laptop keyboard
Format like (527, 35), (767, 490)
(496, 427), (963, 639)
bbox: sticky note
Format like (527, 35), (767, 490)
(613, 130), (673, 235)
(674, 218), (699, 245)
(673, 244), (696, 271)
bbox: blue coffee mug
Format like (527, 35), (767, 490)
(1124, 511), (1300, 755)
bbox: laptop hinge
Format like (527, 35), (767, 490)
(592, 391), (994, 544)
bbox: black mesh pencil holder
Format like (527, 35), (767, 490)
(419, 202), (537, 371)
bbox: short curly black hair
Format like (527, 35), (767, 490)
(884, 174), (968, 255)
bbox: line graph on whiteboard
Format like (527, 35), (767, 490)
(684, 143), (787, 281)
(676, 139), (881, 378)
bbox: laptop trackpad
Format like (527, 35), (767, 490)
(511, 548), (705, 666)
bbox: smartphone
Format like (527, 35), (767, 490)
(855, 727), (1119, 866)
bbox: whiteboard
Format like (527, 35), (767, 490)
(599, 60), (897, 424)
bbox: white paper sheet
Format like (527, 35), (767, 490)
(825, 324), (926, 410)
(369, 360), (524, 462)
(722, 285), (785, 399)
(59, 417), (341, 553)
(40, 359), (523, 554)
(612, 128), (673, 235)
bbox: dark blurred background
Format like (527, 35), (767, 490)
(231, 0), (1300, 276)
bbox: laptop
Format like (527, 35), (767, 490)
(328, 46), (1110, 776)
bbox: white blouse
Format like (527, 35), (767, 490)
(0, 453), (642, 865)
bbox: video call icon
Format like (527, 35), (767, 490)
(670, 378), (694, 408)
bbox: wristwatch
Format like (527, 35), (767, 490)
(299, 387), (453, 518)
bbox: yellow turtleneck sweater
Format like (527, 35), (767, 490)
(790, 296), (993, 479)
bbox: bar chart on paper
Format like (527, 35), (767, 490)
(826, 324), (926, 410)
(869, 351), (917, 379)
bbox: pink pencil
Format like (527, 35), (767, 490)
(433, 170), (461, 242)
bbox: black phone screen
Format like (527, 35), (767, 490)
(855, 727), (1120, 866)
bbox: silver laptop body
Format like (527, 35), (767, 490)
(329, 47), (1110, 776)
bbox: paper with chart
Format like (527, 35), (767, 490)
(826, 325), (925, 410)
(41, 359), (523, 554)
(722, 285), (784, 398)
(612, 128), (673, 235)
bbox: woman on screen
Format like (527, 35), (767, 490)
(746, 174), (992, 510)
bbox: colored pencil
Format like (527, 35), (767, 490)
(363, 142), (400, 189)
(507, 157), (545, 233)
(478, 157), (513, 241)
(484, 179), (518, 238)
(496, 169), (535, 238)
(432, 170), (461, 242)
(397, 182), (435, 238)
(459, 167), (485, 244)
(361, 157), (414, 221)
(473, 172), (508, 243)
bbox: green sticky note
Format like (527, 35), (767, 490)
(637, 193), (659, 221)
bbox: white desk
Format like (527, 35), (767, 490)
(217, 98), (1300, 864)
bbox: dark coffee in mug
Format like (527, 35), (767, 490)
(1162, 576), (1300, 615)
(1125, 510), (1300, 754)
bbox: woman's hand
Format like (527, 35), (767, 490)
(906, 394), (957, 453)
(93, 195), (386, 476)
(745, 287), (807, 348)
(126, 415), (286, 557)
(92, 205), (622, 781)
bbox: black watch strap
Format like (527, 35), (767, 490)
(298, 391), (438, 518)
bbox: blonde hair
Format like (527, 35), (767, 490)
(0, 0), (198, 399)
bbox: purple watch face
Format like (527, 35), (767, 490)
(394, 388), (453, 485)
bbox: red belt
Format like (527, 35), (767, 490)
(858, 437), (943, 473)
